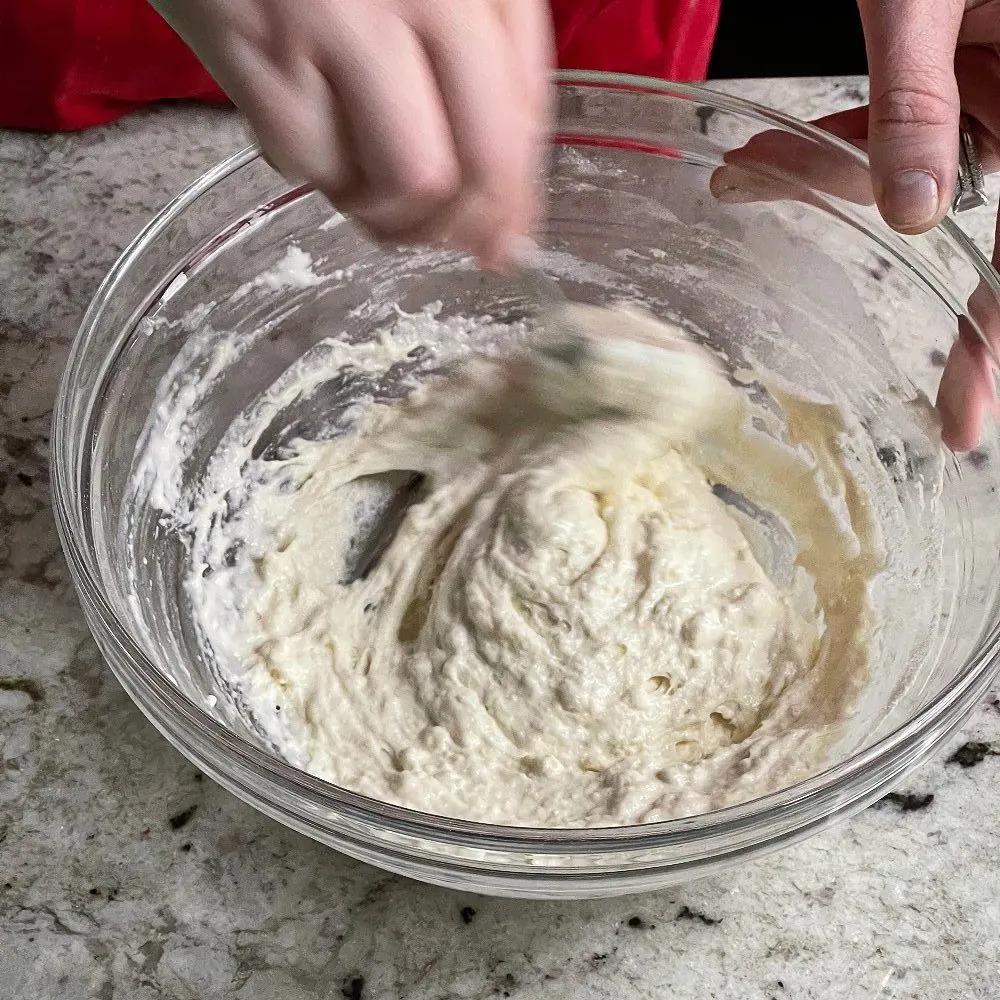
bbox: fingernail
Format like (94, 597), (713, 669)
(714, 184), (757, 204)
(881, 169), (940, 231)
(710, 168), (752, 203)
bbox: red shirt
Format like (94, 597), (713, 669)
(0, 0), (720, 131)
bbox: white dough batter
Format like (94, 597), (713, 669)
(188, 304), (882, 827)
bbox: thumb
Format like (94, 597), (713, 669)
(858, 0), (964, 233)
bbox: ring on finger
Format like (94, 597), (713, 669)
(954, 117), (989, 213)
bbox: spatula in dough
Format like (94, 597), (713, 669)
(515, 244), (728, 434)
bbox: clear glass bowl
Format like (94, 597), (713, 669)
(53, 73), (1000, 899)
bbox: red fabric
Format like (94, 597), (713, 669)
(551, 0), (720, 81)
(0, 0), (720, 132)
(0, 0), (227, 131)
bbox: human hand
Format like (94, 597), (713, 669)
(830, 1), (1000, 449)
(150, 0), (554, 266)
(713, 1), (1000, 450)
(816, 0), (999, 234)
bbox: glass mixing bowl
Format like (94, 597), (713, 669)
(53, 73), (1000, 899)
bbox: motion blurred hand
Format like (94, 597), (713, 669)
(714, 0), (1000, 451)
(150, 0), (554, 266)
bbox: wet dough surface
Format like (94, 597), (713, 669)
(195, 307), (880, 827)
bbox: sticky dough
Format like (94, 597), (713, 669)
(210, 306), (881, 827)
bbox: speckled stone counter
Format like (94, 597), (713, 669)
(1, 78), (998, 1000)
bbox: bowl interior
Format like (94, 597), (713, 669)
(73, 81), (1000, 832)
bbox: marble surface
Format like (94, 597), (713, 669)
(2, 77), (999, 1000)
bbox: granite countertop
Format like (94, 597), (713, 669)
(1, 77), (998, 1000)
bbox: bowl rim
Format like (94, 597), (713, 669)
(53, 70), (1000, 851)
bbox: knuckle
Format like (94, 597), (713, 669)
(259, 128), (343, 190)
(389, 150), (460, 204)
(870, 84), (956, 134)
(314, 168), (356, 199)
(294, 144), (359, 199)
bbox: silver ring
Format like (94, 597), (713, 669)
(954, 119), (988, 213)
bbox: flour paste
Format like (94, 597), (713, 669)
(177, 303), (882, 827)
